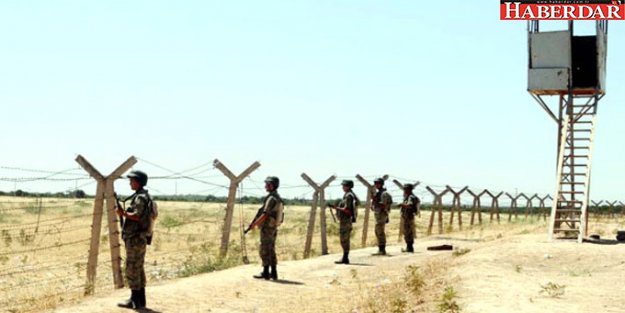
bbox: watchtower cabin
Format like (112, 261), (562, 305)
(527, 21), (608, 243)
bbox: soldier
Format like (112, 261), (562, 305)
(331, 180), (359, 264)
(253, 176), (283, 280)
(398, 184), (420, 253)
(115, 170), (153, 309)
(372, 178), (392, 255)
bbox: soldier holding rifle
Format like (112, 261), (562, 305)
(115, 170), (152, 309)
(245, 176), (283, 280)
(328, 180), (359, 264)
(398, 184), (420, 253)
(372, 178), (392, 255)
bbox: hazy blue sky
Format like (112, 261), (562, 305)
(0, 1), (623, 203)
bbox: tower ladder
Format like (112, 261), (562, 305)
(548, 95), (598, 243)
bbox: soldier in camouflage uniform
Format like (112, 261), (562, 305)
(399, 184), (420, 253)
(332, 180), (359, 264)
(372, 178), (392, 255)
(253, 176), (283, 280)
(115, 170), (152, 309)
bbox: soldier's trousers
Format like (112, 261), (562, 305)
(402, 215), (416, 244)
(124, 236), (147, 290)
(339, 218), (352, 253)
(374, 211), (388, 247)
(259, 226), (278, 266)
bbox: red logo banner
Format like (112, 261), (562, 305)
(500, 1), (625, 20)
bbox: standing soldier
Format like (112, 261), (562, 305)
(399, 184), (420, 253)
(330, 180), (359, 264)
(253, 176), (283, 280)
(372, 178), (392, 255)
(116, 170), (153, 309)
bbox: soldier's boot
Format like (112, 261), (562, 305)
(270, 265), (278, 280)
(253, 266), (270, 280)
(372, 245), (386, 256)
(402, 243), (414, 253)
(117, 290), (140, 309)
(138, 288), (146, 309)
(334, 252), (349, 264)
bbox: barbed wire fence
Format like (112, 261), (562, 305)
(0, 196), (98, 313)
(1, 158), (623, 313)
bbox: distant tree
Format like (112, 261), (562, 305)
(72, 190), (86, 198)
(205, 195), (219, 202)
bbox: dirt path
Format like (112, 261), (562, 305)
(50, 237), (463, 313)
(49, 226), (625, 313)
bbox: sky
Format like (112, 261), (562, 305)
(0, 1), (623, 204)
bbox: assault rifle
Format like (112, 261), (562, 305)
(397, 195), (421, 216)
(397, 202), (416, 216)
(244, 208), (268, 234)
(114, 192), (124, 230)
(326, 202), (337, 223)
(327, 203), (352, 217)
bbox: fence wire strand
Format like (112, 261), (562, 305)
(0, 168), (622, 313)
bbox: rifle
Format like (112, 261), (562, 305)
(327, 203), (352, 217)
(397, 195), (420, 216)
(244, 208), (267, 234)
(326, 203), (337, 223)
(114, 192), (124, 230)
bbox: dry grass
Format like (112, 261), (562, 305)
(350, 255), (459, 313)
(3, 195), (618, 313)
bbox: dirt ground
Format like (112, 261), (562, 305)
(453, 233), (625, 313)
(47, 221), (625, 313)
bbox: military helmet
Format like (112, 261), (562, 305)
(373, 178), (385, 185)
(403, 183), (415, 191)
(341, 180), (354, 188)
(127, 170), (148, 186)
(264, 176), (280, 189)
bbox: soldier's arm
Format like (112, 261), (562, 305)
(383, 192), (393, 210)
(416, 200), (421, 215)
(345, 194), (355, 211)
(340, 194), (355, 215)
(263, 197), (278, 215)
(371, 191), (379, 206)
(123, 196), (148, 223)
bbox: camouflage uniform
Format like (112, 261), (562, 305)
(373, 188), (393, 248)
(259, 190), (282, 267)
(401, 193), (420, 245)
(337, 191), (356, 253)
(121, 190), (151, 290)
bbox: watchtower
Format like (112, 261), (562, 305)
(527, 21), (608, 243)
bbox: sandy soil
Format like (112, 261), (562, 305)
(453, 233), (625, 313)
(46, 221), (625, 313)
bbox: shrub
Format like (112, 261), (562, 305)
(438, 286), (460, 313)
(404, 265), (425, 295)
(452, 248), (471, 257)
(539, 282), (565, 298)
(160, 215), (183, 230)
